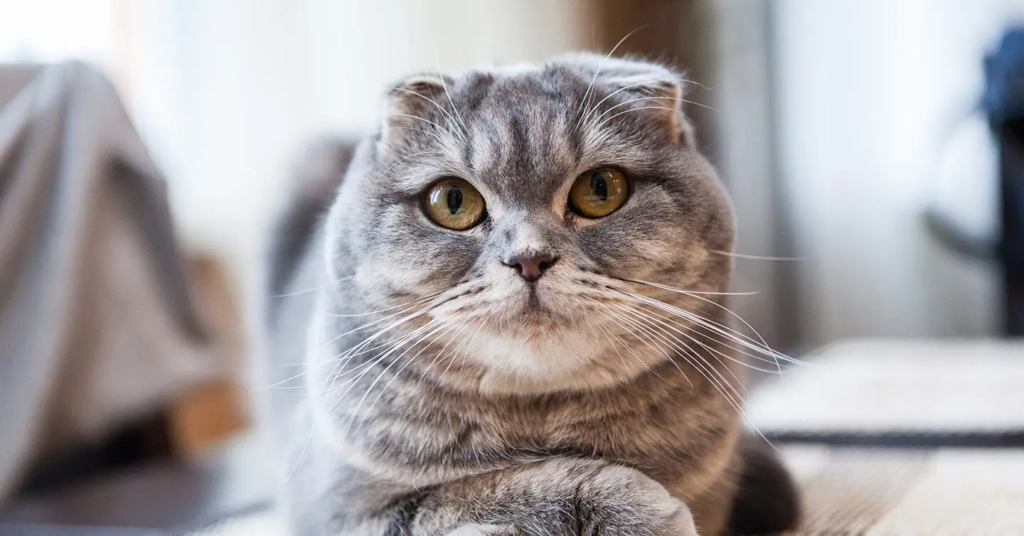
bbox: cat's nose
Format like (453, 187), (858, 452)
(502, 252), (559, 282)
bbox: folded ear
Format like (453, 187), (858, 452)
(379, 74), (457, 150)
(559, 54), (696, 147)
(600, 71), (696, 147)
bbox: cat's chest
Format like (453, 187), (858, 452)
(429, 391), (673, 462)
(352, 367), (718, 480)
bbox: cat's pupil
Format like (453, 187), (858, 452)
(446, 187), (464, 214)
(590, 173), (608, 202)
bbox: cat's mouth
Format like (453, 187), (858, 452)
(501, 283), (585, 330)
(524, 285), (544, 311)
(429, 273), (592, 334)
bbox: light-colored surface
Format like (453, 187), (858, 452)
(784, 446), (1024, 535)
(868, 450), (1024, 535)
(747, 339), (1024, 433)
(189, 509), (289, 536)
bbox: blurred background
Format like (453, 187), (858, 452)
(1, 0), (1022, 533)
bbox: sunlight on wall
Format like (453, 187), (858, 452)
(0, 0), (117, 65)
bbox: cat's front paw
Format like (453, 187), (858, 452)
(447, 523), (516, 536)
(651, 499), (698, 536)
(620, 495), (696, 536)
(588, 465), (698, 536)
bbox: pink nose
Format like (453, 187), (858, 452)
(502, 252), (559, 282)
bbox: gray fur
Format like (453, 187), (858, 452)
(265, 54), (798, 535)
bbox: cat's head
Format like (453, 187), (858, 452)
(325, 54), (734, 394)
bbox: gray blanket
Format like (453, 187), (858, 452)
(0, 62), (225, 499)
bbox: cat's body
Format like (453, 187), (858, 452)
(265, 55), (799, 535)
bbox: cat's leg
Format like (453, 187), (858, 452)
(407, 457), (697, 536)
(329, 457), (695, 535)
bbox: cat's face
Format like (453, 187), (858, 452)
(327, 54), (734, 393)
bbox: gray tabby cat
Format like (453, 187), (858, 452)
(265, 54), (800, 535)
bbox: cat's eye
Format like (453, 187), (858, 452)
(423, 178), (486, 230)
(568, 167), (630, 218)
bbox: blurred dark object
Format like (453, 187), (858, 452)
(927, 27), (1024, 336)
(987, 28), (1024, 337)
(16, 413), (172, 498)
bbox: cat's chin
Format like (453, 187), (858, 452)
(501, 308), (574, 336)
(437, 319), (668, 396)
(469, 348), (665, 395)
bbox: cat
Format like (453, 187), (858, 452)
(264, 54), (800, 535)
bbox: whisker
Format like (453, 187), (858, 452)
(330, 323), (444, 443)
(269, 275), (355, 298)
(573, 25), (651, 134)
(328, 290), (444, 318)
(570, 296), (634, 374)
(389, 126), (459, 149)
(611, 307), (758, 437)
(617, 302), (777, 377)
(590, 305), (670, 382)
(579, 298), (660, 373)
(607, 304), (692, 387)
(314, 285), (476, 390)
(579, 77), (669, 128)
(265, 297), (441, 390)
(357, 320), (456, 429)
(590, 94), (718, 130)
(710, 249), (804, 262)
(614, 278), (776, 364)
(377, 150), (443, 182)
(612, 304), (773, 448)
(440, 317), (488, 386)
(616, 289), (803, 371)
(288, 285), (471, 482)
(653, 286), (783, 376)
(416, 320), (473, 385)
(435, 62), (470, 141)
(611, 280), (802, 370)
(385, 113), (456, 140)
(319, 320), (434, 389)
(323, 300), (433, 349)
(593, 105), (682, 131)
(330, 319), (444, 413)
(608, 276), (759, 296)
(615, 303), (738, 399)
(391, 87), (465, 142)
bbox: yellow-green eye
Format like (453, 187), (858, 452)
(424, 178), (486, 230)
(568, 167), (629, 218)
